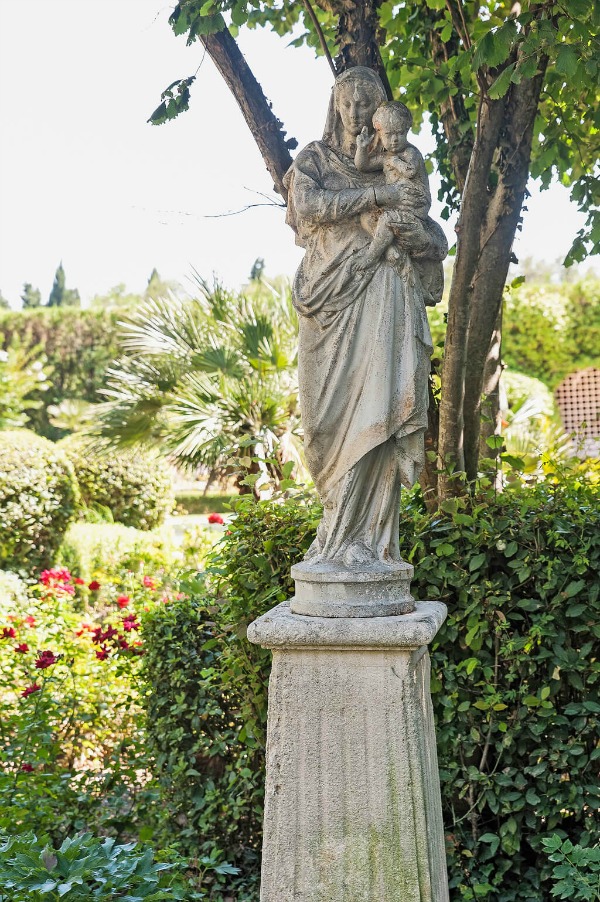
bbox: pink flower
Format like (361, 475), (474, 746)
(142, 576), (156, 590)
(2, 627), (16, 640)
(14, 643), (29, 654)
(23, 616), (36, 628)
(21, 683), (41, 698)
(208, 513), (224, 525)
(88, 580), (101, 591)
(73, 577), (86, 586)
(116, 595), (130, 609)
(35, 650), (58, 670)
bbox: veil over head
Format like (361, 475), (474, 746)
(322, 66), (388, 150)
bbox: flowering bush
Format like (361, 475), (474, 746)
(0, 565), (163, 840)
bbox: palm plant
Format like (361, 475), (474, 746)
(92, 277), (302, 491)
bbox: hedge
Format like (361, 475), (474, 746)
(141, 478), (599, 901)
(0, 307), (121, 440)
(58, 436), (174, 530)
(0, 430), (79, 575)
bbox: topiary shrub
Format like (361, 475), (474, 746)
(0, 430), (79, 575)
(141, 479), (599, 902)
(58, 437), (174, 530)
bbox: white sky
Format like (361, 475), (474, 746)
(0, 0), (593, 307)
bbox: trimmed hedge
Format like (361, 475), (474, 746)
(0, 307), (121, 440)
(0, 430), (79, 575)
(141, 480), (599, 901)
(59, 437), (174, 530)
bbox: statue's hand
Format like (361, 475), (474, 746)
(356, 126), (372, 150)
(393, 216), (429, 251)
(374, 183), (411, 209)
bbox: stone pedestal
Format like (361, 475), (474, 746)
(247, 600), (450, 902)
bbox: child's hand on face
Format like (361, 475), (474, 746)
(356, 126), (372, 150)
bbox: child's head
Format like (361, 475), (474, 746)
(372, 101), (413, 152)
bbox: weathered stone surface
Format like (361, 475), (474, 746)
(248, 601), (450, 901)
(290, 559), (415, 617)
(284, 66), (447, 578)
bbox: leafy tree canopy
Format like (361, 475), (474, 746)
(48, 262), (80, 308)
(156, 0), (599, 264)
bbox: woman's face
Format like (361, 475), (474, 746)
(336, 82), (381, 137)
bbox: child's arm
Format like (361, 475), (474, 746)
(354, 126), (384, 172)
(396, 145), (422, 179)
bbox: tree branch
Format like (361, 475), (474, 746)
(200, 28), (295, 200)
(302, 0), (338, 77)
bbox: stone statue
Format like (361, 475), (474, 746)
(284, 67), (447, 580)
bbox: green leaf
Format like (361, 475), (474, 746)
(469, 553), (487, 572)
(488, 63), (516, 99)
(555, 45), (578, 77)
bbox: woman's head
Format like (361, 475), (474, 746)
(323, 67), (387, 148)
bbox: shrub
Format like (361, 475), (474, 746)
(0, 307), (122, 440)
(0, 832), (184, 901)
(58, 437), (174, 530)
(140, 495), (319, 899)
(141, 480), (599, 901)
(0, 430), (79, 575)
(57, 522), (175, 587)
(0, 566), (155, 841)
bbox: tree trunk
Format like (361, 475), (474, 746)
(438, 58), (547, 500)
(333, 0), (392, 97)
(201, 29), (294, 199)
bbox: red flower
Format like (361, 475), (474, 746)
(142, 576), (156, 590)
(95, 646), (110, 660)
(122, 615), (140, 632)
(91, 626), (104, 645)
(88, 580), (101, 591)
(2, 627), (16, 640)
(35, 650), (58, 670)
(20, 763), (34, 773)
(119, 638), (130, 650)
(208, 513), (224, 525)
(14, 643), (29, 654)
(21, 683), (41, 698)
(102, 625), (119, 643)
(75, 623), (92, 637)
(23, 616), (36, 627)
(73, 577), (86, 586)
(116, 595), (130, 609)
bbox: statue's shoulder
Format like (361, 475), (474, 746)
(294, 140), (328, 168)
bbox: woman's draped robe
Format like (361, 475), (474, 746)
(285, 141), (447, 567)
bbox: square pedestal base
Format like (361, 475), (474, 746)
(248, 601), (450, 902)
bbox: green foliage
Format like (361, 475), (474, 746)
(157, 0), (600, 262)
(148, 478), (599, 901)
(175, 491), (233, 515)
(0, 832), (182, 901)
(47, 263), (80, 309)
(58, 436), (174, 530)
(0, 307), (122, 440)
(94, 277), (300, 480)
(0, 341), (49, 430)
(56, 521), (175, 586)
(542, 835), (600, 901)
(0, 567), (157, 842)
(20, 283), (42, 310)
(503, 278), (600, 389)
(0, 431), (79, 575)
(140, 494), (318, 898)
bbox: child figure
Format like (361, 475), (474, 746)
(355, 100), (431, 271)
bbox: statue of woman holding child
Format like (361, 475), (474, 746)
(285, 66), (447, 574)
